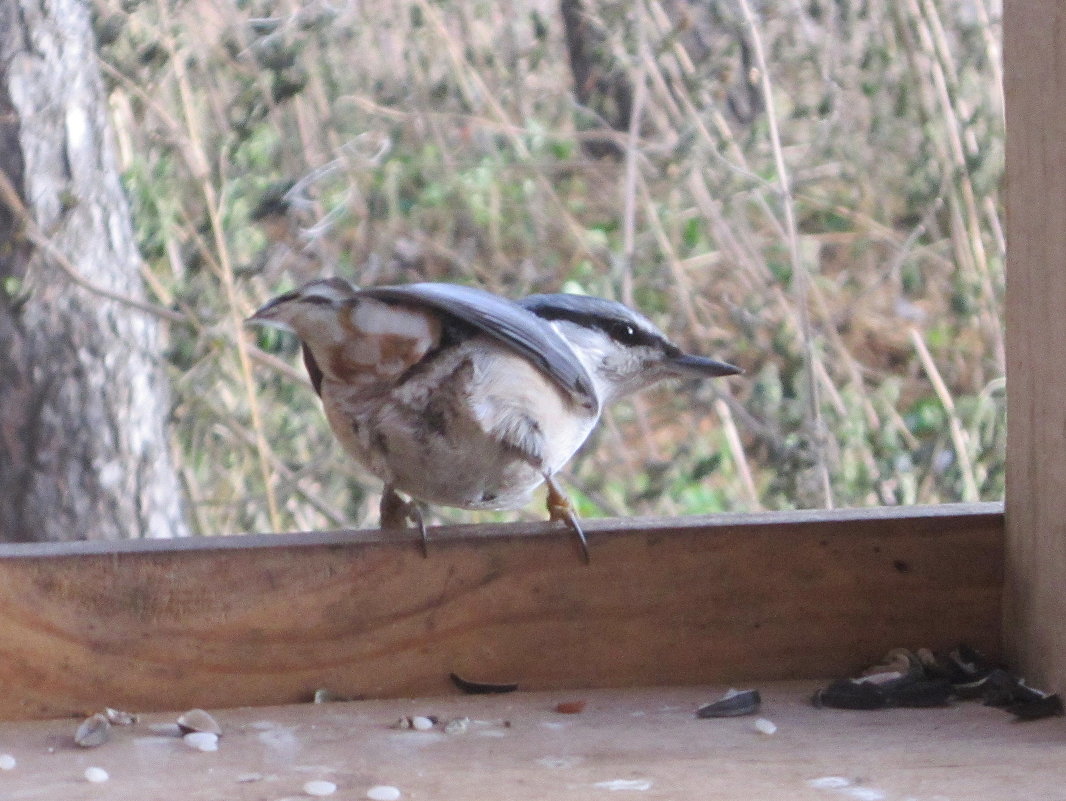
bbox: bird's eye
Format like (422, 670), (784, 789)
(609, 321), (642, 344)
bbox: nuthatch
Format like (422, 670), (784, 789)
(249, 278), (741, 561)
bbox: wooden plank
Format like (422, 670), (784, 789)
(0, 682), (1062, 801)
(0, 504), (1002, 721)
(1003, 2), (1066, 691)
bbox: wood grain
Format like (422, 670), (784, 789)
(0, 504), (1001, 720)
(1003, 2), (1066, 691)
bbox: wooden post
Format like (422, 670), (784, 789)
(1003, 2), (1066, 689)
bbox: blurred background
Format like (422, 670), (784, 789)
(90, 0), (1004, 535)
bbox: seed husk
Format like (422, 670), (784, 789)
(696, 689), (761, 718)
(103, 707), (138, 726)
(74, 713), (111, 748)
(443, 716), (469, 734)
(449, 672), (518, 695)
(177, 708), (222, 736)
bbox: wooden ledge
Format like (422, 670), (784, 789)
(0, 504), (1002, 719)
(0, 681), (1059, 801)
(1, 501), (1003, 557)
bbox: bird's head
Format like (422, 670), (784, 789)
(246, 277), (360, 341)
(519, 293), (741, 405)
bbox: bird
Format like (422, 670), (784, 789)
(247, 278), (741, 561)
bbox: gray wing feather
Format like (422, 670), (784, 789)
(358, 283), (599, 412)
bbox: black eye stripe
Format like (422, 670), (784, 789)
(603, 319), (660, 347)
(300, 295), (333, 305)
(524, 302), (664, 349)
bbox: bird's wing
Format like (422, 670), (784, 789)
(359, 283), (599, 412)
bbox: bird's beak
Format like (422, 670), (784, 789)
(245, 296), (295, 331)
(246, 289), (299, 325)
(667, 352), (743, 378)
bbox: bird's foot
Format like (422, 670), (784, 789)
(380, 486), (429, 557)
(544, 474), (589, 564)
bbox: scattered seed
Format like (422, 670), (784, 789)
(103, 707), (138, 726)
(303, 779), (338, 796)
(0, 754), (15, 770)
(753, 717), (778, 735)
(1008, 693), (1065, 721)
(83, 766), (109, 783)
(888, 678), (954, 708)
(845, 788), (887, 801)
(74, 714), (111, 748)
(856, 671), (904, 685)
(393, 714), (438, 731)
(808, 776), (852, 789)
(177, 708), (221, 736)
(411, 715), (435, 731)
(449, 672), (518, 695)
(593, 779), (653, 791)
(443, 717), (469, 734)
(813, 679), (885, 710)
(366, 784), (401, 800)
(555, 700), (587, 714)
(183, 731), (219, 752)
(862, 647), (919, 677)
(696, 689), (761, 718)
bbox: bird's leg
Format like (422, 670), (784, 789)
(379, 485), (408, 528)
(410, 503), (429, 557)
(379, 485), (430, 557)
(544, 473), (590, 564)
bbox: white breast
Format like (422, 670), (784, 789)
(467, 345), (600, 473)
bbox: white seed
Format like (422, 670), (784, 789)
(593, 779), (654, 791)
(753, 717), (778, 735)
(84, 766), (109, 783)
(182, 731), (219, 752)
(366, 784), (401, 800)
(844, 788), (886, 801)
(809, 776), (851, 789)
(0, 754), (15, 770)
(304, 779), (338, 796)
(410, 716), (434, 731)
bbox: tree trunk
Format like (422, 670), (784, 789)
(0, 0), (188, 541)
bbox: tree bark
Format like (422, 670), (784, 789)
(0, 0), (188, 541)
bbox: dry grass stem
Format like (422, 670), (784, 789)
(909, 327), (980, 502)
(80, 0), (1002, 533)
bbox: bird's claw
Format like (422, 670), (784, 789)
(380, 486), (430, 557)
(544, 474), (589, 564)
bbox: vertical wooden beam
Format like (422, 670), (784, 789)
(1003, 2), (1066, 688)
